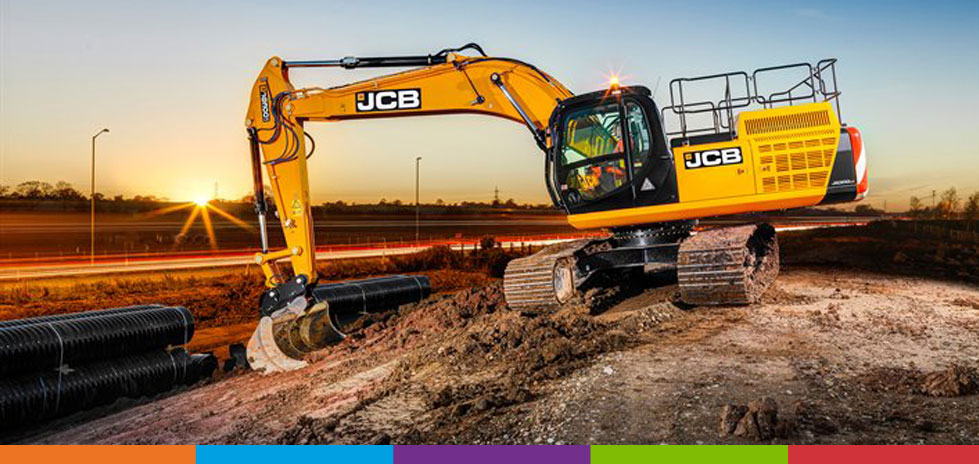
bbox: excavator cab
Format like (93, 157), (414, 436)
(548, 86), (679, 216)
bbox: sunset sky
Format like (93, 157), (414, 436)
(1, 0), (977, 210)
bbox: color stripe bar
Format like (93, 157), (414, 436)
(788, 445), (979, 463)
(394, 445), (590, 464)
(196, 445), (392, 464)
(0, 445), (195, 464)
(592, 445), (789, 464)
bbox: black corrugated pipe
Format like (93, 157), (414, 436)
(0, 305), (194, 377)
(0, 348), (217, 429)
(311, 275), (431, 319)
(0, 304), (164, 328)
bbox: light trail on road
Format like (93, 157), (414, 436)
(0, 220), (869, 281)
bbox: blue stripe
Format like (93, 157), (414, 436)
(196, 445), (393, 464)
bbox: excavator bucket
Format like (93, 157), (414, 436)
(246, 275), (431, 374)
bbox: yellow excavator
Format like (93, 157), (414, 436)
(243, 43), (868, 372)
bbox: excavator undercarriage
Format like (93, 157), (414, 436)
(504, 223), (779, 311)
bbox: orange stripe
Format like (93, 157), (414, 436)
(0, 445), (195, 464)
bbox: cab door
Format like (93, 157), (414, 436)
(549, 86), (678, 216)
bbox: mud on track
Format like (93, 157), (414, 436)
(20, 265), (979, 445)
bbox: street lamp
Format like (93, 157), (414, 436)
(91, 128), (109, 265)
(415, 156), (422, 243)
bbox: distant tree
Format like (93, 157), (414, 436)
(0, 184), (9, 198)
(113, 194), (125, 202)
(391, 199), (403, 206)
(14, 180), (54, 199)
(504, 198), (518, 208)
(435, 198), (445, 206)
(937, 187), (960, 219)
(964, 192), (979, 223)
(909, 196), (923, 218)
(854, 204), (883, 216)
(92, 192), (105, 201)
(53, 181), (84, 200)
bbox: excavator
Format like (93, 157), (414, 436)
(243, 43), (868, 372)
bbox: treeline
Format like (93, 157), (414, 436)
(0, 180), (164, 202)
(908, 188), (979, 220)
(1, 180), (89, 201)
(1, 180), (559, 215)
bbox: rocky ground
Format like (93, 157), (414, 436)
(15, 266), (978, 445)
(5, 224), (979, 445)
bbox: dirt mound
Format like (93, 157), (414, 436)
(760, 285), (818, 305)
(919, 366), (978, 397)
(949, 297), (979, 310)
(719, 397), (795, 441)
(275, 282), (676, 444)
(859, 365), (978, 397)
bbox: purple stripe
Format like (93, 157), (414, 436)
(394, 445), (590, 464)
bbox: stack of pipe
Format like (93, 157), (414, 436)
(0, 304), (216, 429)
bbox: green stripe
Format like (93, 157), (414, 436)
(591, 445), (789, 464)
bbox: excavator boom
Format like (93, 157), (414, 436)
(243, 44), (575, 371)
(245, 45), (572, 291)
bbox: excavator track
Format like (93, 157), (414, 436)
(503, 239), (595, 310)
(677, 224), (779, 305)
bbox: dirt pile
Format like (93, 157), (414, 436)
(273, 281), (683, 444)
(719, 397), (795, 441)
(860, 365), (978, 398)
(919, 366), (978, 397)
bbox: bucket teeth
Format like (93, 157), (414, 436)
(677, 224), (779, 305)
(246, 316), (308, 374)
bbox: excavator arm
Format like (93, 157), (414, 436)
(245, 45), (571, 292)
(243, 44), (573, 371)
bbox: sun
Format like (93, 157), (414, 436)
(193, 195), (210, 207)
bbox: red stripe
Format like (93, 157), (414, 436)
(789, 445), (978, 464)
(847, 126), (868, 194)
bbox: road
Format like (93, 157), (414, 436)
(0, 220), (871, 281)
(0, 237), (584, 281)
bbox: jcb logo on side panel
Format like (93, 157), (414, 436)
(355, 89), (421, 112)
(684, 147), (743, 170)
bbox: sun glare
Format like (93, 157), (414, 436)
(194, 196), (210, 207)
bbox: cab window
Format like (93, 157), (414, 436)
(626, 101), (651, 171)
(557, 103), (628, 203)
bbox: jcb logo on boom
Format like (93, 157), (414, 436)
(355, 89), (421, 112)
(684, 147), (743, 170)
(259, 84), (272, 123)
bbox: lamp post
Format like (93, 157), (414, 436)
(415, 156), (422, 243)
(91, 128), (109, 265)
